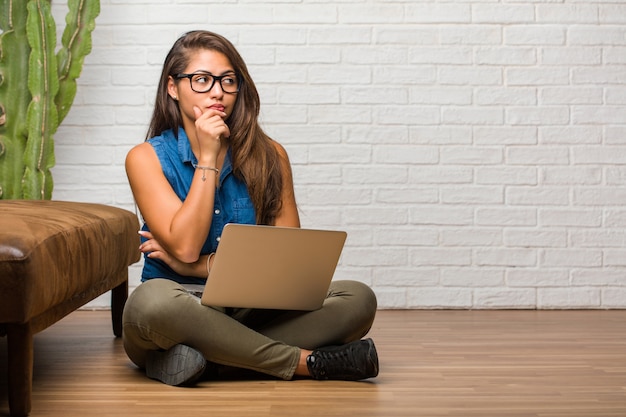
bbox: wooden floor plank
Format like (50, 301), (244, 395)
(1, 310), (626, 416)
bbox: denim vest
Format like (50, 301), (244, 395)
(140, 127), (256, 284)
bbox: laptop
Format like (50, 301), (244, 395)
(184, 223), (347, 311)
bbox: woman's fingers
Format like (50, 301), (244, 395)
(193, 106), (229, 140)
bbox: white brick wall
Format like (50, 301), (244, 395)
(46, 0), (626, 309)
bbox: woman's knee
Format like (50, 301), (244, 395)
(123, 278), (185, 326)
(330, 280), (377, 312)
(357, 281), (378, 312)
(326, 280), (378, 342)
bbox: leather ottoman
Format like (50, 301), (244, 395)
(0, 200), (140, 416)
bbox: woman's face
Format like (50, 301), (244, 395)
(168, 49), (238, 129)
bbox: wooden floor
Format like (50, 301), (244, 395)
(1, 310), (626, 417)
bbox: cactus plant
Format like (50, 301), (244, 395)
(0, 0), (100, 199)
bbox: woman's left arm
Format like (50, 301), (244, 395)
(139, 230), (210, 277)
(272, 141), (301, 228)
(140, 142), (300, 277)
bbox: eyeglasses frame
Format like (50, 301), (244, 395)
(174, 72), (241, 94)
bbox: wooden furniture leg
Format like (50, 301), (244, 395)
(111, 275), (128, 338)
(7, 322), (33, 417)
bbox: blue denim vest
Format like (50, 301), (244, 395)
(140, 127), (256, 284)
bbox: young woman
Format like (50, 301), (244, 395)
(122, 30), (379, 386)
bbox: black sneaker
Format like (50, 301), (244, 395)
(146, 344), (207, 386)
(306, 338), (379, 381)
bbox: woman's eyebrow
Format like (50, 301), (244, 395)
(189, 69), (236, 76)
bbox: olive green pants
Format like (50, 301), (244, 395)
(122, 278), (377, 380)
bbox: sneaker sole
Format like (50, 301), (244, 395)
(146, 344), (206, 386)
(364, 338), (379, 379)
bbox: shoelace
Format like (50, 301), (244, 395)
(309, 345), (360, 377)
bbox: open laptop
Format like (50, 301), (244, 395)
(184, 223), (347, 311)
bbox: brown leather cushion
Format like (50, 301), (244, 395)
(0, 200), (140, 323)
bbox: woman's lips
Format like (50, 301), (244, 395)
(209, 104), (225, 112)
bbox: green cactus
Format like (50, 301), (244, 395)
(0, 0), (100, 199)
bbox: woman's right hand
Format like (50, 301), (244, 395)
(193, 106), (229, 163)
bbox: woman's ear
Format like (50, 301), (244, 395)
(167, 76), (179, 100)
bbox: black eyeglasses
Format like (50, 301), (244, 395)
(175, 72), (240, 94)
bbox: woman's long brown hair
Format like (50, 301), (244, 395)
(146, 31), (283, 225)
